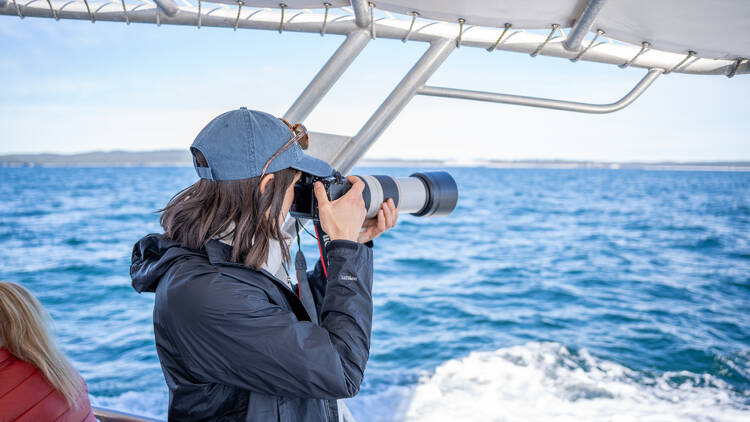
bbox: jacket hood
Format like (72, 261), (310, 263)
(131, 233), (199, 293)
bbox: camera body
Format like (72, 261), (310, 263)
(290, 171), (351, 220)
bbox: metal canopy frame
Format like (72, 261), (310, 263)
(418, 68), (664, 114)
(3, 0), (746, 172)
(3, 0), (748, 171)
(5, 0), (746, 235)
(1, 1), (746, 75)
(564, 0), (608, 52)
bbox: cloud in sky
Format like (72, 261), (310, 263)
(1, 17), (748, 161)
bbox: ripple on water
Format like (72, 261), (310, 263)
(393, 257), (459, 274)
(1, 167), (749, 421)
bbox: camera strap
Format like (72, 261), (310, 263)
(294, 220), (319, 324)
(313, 220), (331, 277)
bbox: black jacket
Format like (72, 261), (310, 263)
(130, 234), (373, 421)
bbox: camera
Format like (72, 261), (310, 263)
(290, 170), (458, 220)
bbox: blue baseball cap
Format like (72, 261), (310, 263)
(190, 107), (333, 181)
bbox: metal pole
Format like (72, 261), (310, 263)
(350, 0), (369, 28)
(336, 37), (455, 172)
(417, 68), (663, 114)
(153, 0), (178, 17)
(93, 406), (162, 422)
(282, 37), (455, 238)
(563, 0), (608, 52)
(284, 29), (370, 123)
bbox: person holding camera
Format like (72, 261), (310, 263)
(131, 107), (397, 421)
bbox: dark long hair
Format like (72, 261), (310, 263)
(160, 152), (298, 269)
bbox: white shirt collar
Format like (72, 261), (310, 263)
(214, 222), (293, 288)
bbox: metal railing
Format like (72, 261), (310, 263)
(93, 401), (358, 421)
(93, 406), (162, 422)
(417, 68), (664, 114)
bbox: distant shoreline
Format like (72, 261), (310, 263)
(2, 150), (749, 172)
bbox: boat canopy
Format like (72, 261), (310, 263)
(2, 0), (747, 206)
(375, 0), (750, 61)
(1, 0), (747, 76)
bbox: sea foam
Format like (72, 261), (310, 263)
(88, 342), (750, 422)
(398, 342), (748, 422)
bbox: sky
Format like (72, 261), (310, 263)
(1, 15), (749, 162)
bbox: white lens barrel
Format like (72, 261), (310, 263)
(393, 177), (428, 216)
(357, 175), (385, 219)
(356, 172), (457, 219)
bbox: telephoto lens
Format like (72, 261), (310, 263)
(290, 171), (458, 220)
(355, 172), (458, 218)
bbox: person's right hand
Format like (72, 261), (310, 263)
(314, 176), (367, 242)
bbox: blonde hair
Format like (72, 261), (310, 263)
(0, 281), (83, 406)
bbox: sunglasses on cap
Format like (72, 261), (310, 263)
(260, 118), (309, 178)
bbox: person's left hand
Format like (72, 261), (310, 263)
(358, 198), (398, 244)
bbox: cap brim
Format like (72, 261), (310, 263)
(291, 153), (334, 177)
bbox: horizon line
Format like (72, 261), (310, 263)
(1, 149), (750, 166)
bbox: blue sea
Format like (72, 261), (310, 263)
(1, 166), (749, 421)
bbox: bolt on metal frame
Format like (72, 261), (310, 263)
(564, 0), (609, 52)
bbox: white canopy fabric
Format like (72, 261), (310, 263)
(599, 1), (749, 61)
(1, 0), (746, 73)
(371, 0), (750, 60)
(246, 0), (749, 60)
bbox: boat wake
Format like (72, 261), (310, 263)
(87, 341), (749, 421)
(352, 342), (749, 422)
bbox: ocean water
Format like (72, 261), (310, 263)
(0, 166), (749, 421)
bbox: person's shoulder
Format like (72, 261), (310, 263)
(0, 349), (88, 422)
(163, 258), (272, 311)
(0, 347), (38, 390)
(168, 252), (268, 289)
(32, 373), (95, 422)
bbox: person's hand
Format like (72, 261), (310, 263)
(357, 198), (398, 244)
(314, 176), (367, 242)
